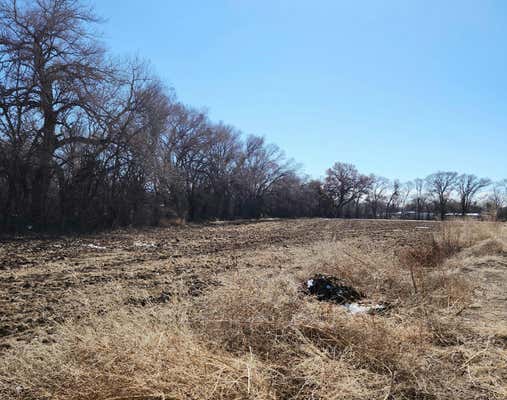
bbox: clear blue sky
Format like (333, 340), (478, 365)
(94, 0), (506, 182)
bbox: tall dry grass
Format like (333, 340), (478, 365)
(0, 308), (276, 400)
(1, 221), (506, 400)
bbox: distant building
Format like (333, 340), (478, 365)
(445, 212), (482, 220)
(390, 211), (434, 220)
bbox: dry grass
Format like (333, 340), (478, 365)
(0, 307), (276, 400)
(1, 220), (506, 400)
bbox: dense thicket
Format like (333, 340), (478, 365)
(0, 0), (505, 232)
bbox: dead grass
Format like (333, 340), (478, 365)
(0, 308), (276, 400)
(1, 220), (506, 400)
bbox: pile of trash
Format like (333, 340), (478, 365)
(305, 274), (364, 303)
(304, 274), (387, 315)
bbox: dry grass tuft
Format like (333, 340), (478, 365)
(193, 273), (301, 357)
(464, 238), (506, 258)
(292, 349), (389, 400)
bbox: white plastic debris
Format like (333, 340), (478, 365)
(306, 279), (314, 288)
(84, 244), (106, 250)
(415, 226), (430, 230)
(343, 302), (386, 315)
(133, 241), (156, 248)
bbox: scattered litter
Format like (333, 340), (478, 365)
(84, 244), (106, 250)
(305, 274), (363, 304)
(304, 274), (387, 315)
(133, 241), (157, 248)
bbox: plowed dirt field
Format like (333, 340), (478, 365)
(0, 219), (437, 349)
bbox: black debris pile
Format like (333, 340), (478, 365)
(304, 274), (364, 304)
(127, 290), (172, 307)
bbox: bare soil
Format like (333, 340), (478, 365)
(0, 219), (438, 350)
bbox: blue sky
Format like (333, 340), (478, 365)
(94, 0), (507, 182)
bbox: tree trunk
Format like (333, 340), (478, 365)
(31, 140), (54, 226)
(31, 57), (57, 227)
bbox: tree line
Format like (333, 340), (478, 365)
(321, 165), (506, 221)
(0, 0), (505, 232)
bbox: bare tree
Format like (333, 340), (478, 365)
(456, 174), (491, 216)
(426, 171), (458, 220)
(399, 181), (414, 212)
(365, 175), (389, 218)
(0, 0), (108, 225)
(323, 162), (372, 217)
(488, 180), (507, 220)
(236, 135), (294, 218)
(412, 178), (429, 219)
(202, 123), (241, 219)
(265, 173), (322, 218)
(385, 179), (400, 218)
(161, 103), (210, 220)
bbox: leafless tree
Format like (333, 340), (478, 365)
(456, 174), (491, 216)
(488, 180), (507, 220)
(385, 179), (400, 218)
(323, 162), (372, 217)
(265, 173), (322, 218)
(235, 135), (294, 218)
(399, 181), (414, 212)
(425, 171), (458, 220)
(201, 123), (241, 218)
(0, 0), (111, 225)
(365, 175), (389, 218)
(412, 178), (428, 219)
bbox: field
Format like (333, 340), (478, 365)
(1, 219), (506, 399)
